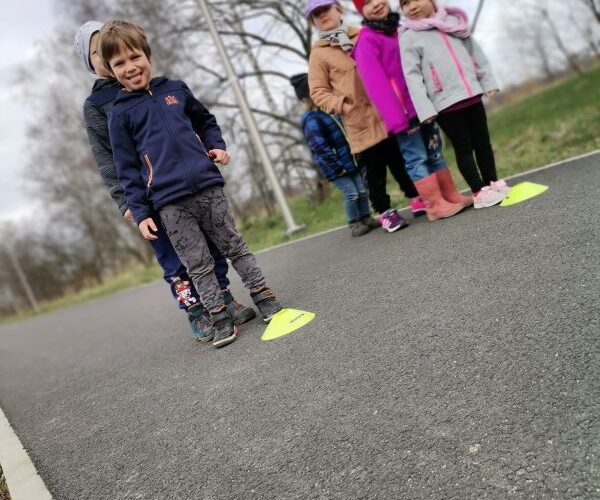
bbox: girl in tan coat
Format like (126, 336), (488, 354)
(306, 0), (425, 232)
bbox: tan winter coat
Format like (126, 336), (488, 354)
(308, 27), (387, 154)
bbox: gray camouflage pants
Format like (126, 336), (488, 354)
(159, 186), (266, 311)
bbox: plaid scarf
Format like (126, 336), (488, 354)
(361, 12), (400, 36)
(318, 27), (354, 52)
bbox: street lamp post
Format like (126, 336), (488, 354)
(5, 245), (39, 313)
(196, 0), (305, 236)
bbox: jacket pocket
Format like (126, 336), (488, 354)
(343, 102), (369, 132)
(429, 64), (443, 92)
(142, 153), (154, 190)
(195, 134), (211, 158)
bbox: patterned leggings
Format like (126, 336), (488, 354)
(159, 186), (266, 311)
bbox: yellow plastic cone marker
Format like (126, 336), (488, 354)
(261, 308), (316, 341)
(500, 181), (548, 207)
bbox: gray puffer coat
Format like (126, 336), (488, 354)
(400, 22), (498, 122)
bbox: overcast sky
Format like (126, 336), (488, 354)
(0, 0), (55, 221)
(0, 0), (502, 222)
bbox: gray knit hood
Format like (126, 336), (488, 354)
(74, 21), (104, 74)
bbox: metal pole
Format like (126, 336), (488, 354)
(5, 245), (39, 313)
(197, 0), (305, 236)
(471, 0), (485, 33)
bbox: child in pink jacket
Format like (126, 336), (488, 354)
(351, 0), (471, 221)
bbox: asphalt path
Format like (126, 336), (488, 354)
(0, 154), (599, 499)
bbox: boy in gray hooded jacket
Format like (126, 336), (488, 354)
(74, 21), (256, 343)
(399, 0), (509, 209)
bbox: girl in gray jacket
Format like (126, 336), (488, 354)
(399, 0), (509, 209)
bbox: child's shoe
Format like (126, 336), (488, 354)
(435, 168), (473, 208)
(377, 209), (409, 233)
(473, 186), (506, 209)
(489, 180), (510, 195)
(413, 174), (465, 221)
(360, 214), (381, 229)
(251, 287), (283, 323)
(409, 197), (427, 217)
(210, 306), (238, 348)
(187, 304), (215, 342)
(349, 220), (370, 237)
(223, 289), (256, 325)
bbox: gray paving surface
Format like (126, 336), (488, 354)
(0, 154), (599, 499)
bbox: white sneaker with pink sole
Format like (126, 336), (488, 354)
(473, 186), (506, 209)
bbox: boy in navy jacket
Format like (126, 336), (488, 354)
(75, 21), (255, 344)
(290, 73), (378, 237)
(100, 20), (282, 348)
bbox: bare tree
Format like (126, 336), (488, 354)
(539, 7), (584, 75)
(579, 0), (600, 24)
(498, 0), (598, 84)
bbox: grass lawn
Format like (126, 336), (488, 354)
(2, 67), (598, 323)
(2, 265), (162, 325)
(241, 66), (600, 249)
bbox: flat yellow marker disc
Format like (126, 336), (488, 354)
(500, 181), (549, 207)
(261, 308), (316, 341)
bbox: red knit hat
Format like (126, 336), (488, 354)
(352, 0), (365, 13)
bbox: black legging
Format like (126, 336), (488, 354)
(356, 135), (419, 214)
(436, 101), (497, 193)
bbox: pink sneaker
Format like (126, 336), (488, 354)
(489, 180), (510, 195)
(409, 197), (427, 217)
(377, 209), (409, 233)
(473, 186), (506, 209)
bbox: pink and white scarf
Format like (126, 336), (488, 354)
(401, 0), (471, 39)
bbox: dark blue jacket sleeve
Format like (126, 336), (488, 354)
(108, 112), (153, 225)
(183, 84), (226, 151)
(330, 117), (356, 174)
(303, 116), (346, 181)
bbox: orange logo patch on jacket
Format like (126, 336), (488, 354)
(165, 95), (179, 106)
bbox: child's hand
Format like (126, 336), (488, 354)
(422, 115), (437, 124)
(139, 217), (159, 240)
(123, 209), (135, 224)
(209, 149), (230, 166)
(485, 90), (497, 99)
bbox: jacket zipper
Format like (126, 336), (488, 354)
(143, 153), (154, 189)
(329, 113), (358, 167)
(149, 88), (195, 189)
(195, 134), (211, 158)
(389, 78), (409, 114)
(438, 31), (474, 97)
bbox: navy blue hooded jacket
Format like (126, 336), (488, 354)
(301, 110), (357, 181)
(108, 77), (226, 224)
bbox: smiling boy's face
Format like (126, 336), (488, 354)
(108, 43), (152, 92)
(89, 32), (112, 78)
